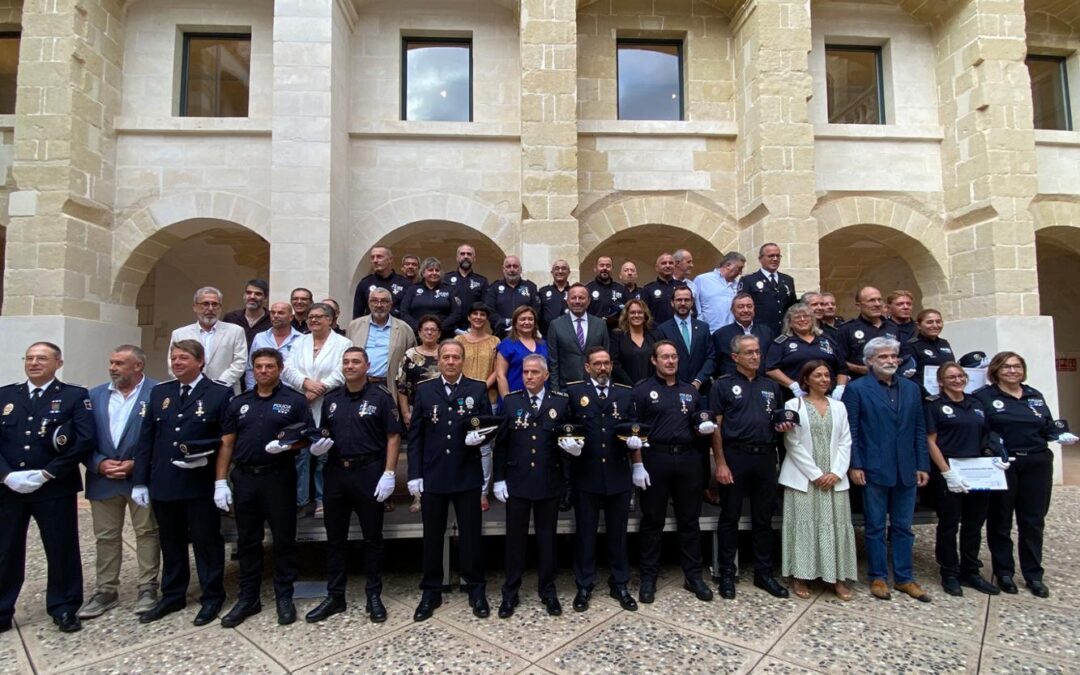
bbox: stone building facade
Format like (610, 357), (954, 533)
(0, 0), (1078, 475)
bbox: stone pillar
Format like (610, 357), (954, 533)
(731, 0), (818, 288)
(519, 0), (578, 279)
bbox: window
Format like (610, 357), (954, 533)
(617, 40), (683, 121)
(1027, 55), (1071, 131)
(0, 32), (19, 115)
(825, 46), (884, 125)
(180, 33), (251, 117)
(402, 38), (471, 122)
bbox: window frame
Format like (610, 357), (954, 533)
(615, 38), (685, 122)
(1026, 54), (1072, 132)
(824, 44), (886, 125)
(0, 31), (21, 116)
(178, 31), (252, 118)
(400, 36), (474, 122)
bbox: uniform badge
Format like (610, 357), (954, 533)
(465, 396), (475, 409)
(732, 385), (742, 396)
(84, 399), (93, 410)
(450, 275), (458, 283)
(941, 405), (954, 415)
(649, 391), (659, 400)
(498, 285), (505, 292)
(756, 281), (764, 289)
(162, 398), (170, 410)
(240, 404), (250, 415)
(924, 349), (934, 357)
(854, 330), (865, 340)
(416, 288), (423, 294)
(992, 400), (1004, 410)
(546, 290), (552, 297)
(329, 402), (337, 414)
(548, 408), (557, 419)
(369, 284), (377, 293)
(653, 289), (661, 297)
(591, 290), (599, 299)
(580, 395), (589, 407)
(2, 403), (11, 416)
(195, 400), (205, 417)
(788, 342), (798, 351)
(50, 400), (61, 412)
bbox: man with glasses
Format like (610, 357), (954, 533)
(837, 286), (900, 380)
(168, 287), (248, 393)
(346, 288), (415, 405)
(290, 288), (314, 334)
(352, 246), (411, 319)
(738, 243), (796, 336)
(539, 259), (572, 335)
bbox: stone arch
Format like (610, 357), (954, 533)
(110, 192), (272, 305)
(1031, 197), (1080, 254)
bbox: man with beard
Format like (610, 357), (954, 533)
(246, 302), (303, 390)
(352, 246), (411, 319)
(446, 244), (488, 327)
(401, 254), (421, 286)
(222, 280), (271, 351)
(484, 255), (541, 338)
(585, 255), (628, 327)
(538, 259), (572, 335)
(168, 287), (248, 393)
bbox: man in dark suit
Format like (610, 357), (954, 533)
(407, 340), (492, 622)
(0, 341), (95, 633)
(711, 292), (774, 378)
(842, 336), (931, 603)
(133, 339), (232, 627)
(656, 286), (715, 392)
(737, 243), (796, 336)
(547, 283), (610, 391)
(80, 345), (160, 620)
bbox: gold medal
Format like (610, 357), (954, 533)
(162, 398), (170, 410)
(580, 396), (589, 407)
(548, 408), (557, 419)
(2, 403), (12, 416)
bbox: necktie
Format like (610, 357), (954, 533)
(530, 394), (540, 412)
(575, 317), (585, 350)
(180, 384), (191, 404)
(30, 387), (42, 403)
(446, 382), (457, 398)
(770, 273), (778, 286)
(597, 386), (607, 400)
(680, 320), (691, 350)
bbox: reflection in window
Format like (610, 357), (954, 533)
(181, 34), (251, 117)
(825, 46), (884, 125)
(0, 33), (19, 115)
(617, 40), (682, 121)
(1027, 56), (1071, 131)
(402, 38), (471, 122)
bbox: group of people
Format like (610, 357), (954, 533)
(0, 242), (1073, 634)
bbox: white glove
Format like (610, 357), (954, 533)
(1057, 432), (1079, 445)
(558, 437), (584, 456)
(171, 457), (208, 469)
(309, 437), (334, 457)
(374, 471), (395, 502)
(407, 478), (424, 496)
(991, 457), (1012, 471)
(697, 421), (717, 435)
(626, 435), (643, 451)
(131, 485), (150, 507)
(941, 470), (969, 494)
(788, 382), (805, 398)
(632, 462), (651, 489)
(902, 368), (916, 378)
(264, 440), (292, 454)
(830, 384), (846, 401)
(3, 470), (43, 494)
(465, 431), (484, 447)
(493, 480), (509, 502)
(213, 479), (233, 511)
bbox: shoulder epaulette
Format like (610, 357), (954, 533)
(566, 380), (585, 386)
(613, 383), (632, 389)
(927, 394), (940, 402)
(773, 335), (788, 344)
(716, 374), (733, 380)
(506, 389), (523, 397)
(971, 384), (991, 395)
(550, 390), (568, 397)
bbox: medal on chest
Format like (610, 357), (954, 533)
(679, 393), (692, 414)
(195, 400), (205, 417)
(431, 404), (439, 424)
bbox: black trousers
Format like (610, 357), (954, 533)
(152, 496), (225, 606)
(988, 451), (1053, 582)
(0, 495), (82, 621)
(231, 467), (298, 601)
(420, 489), (485, 597)
(503, 494), (560, 599)
(639, 449), (704, 582)
(932, 471), (990, 579)
(573, 488), (631, 590)
(323, 459), (385, 597)
(716, 447), (778, 577)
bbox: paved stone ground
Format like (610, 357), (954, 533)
(6, 485), (1080, 674)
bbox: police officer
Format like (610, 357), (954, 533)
(538, 259), (571, 335)
(837, 286), (899, 379)
(565, 347), (639, 613)
(585, 255), (629, 327)
(0, 341), (95, 633)
(214, 348), (316, 627)
(737, 243), (797, 336)
(446, 244), (489, 326)
(484, 255), (541, 337)
(306, 347), (401, 624)
(642, 252), (686, 325)
(765, 303), (848, 399)
(710, 335), (793, 599)
(901, 309), (955, 396)
(352, 245), (411, 318)
(400, 257), (462, 337)
(629, 340), (714, 604)
(408, 340), (492, 621)
(134, 339), (232, 626)
(493, 355), (569, 618)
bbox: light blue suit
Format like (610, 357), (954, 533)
(85, 377), (158, 501)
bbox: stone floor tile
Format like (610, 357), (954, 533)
(978, 646), (1076, 675)
(55, 629), (285, 674)
(984, 594), (1080, 661)
(0, 628), (33, 675)
(749, 656), (825, 674)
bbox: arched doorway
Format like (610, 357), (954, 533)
(1036, 226), (1080, 424)
(580, 224), (724, 286)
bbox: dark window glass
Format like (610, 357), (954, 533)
(617, 40), (682, 121)
(402, 38), (471, 121)
(1027, 56), (1071, 131)
(825, 46), (884, 124)
(0, 33), (19, 115)
(181, 34), (251, 117)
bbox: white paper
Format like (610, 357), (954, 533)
(923, 366), (987, 396)
(948, 457), (1008, 491)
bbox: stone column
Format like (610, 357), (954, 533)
(519, 0), (578, 278)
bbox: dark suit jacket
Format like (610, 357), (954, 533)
(565, 381), (634, 495)
(407, 377), (491, 494)
(86, 377), (158, 501)
(657, 317), (716, 389)
(711, 323), (774, 377)
(547, 313), (610, 390)
(738, 269), (796, 335)
(842, 374), (928, 488)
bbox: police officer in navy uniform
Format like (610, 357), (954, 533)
(764, 303), (848, 400)
(400, 258), (462, 338)
(900, 309), (954, 397)
(408, 340), (492, 621)
(306, 347), (401, 624)
(134, 339), (231, 627)
(484, 255), (541, 338)
(629, 340), (715, 604)
(642, 252), (686, 325)
(352, 245), (411, 319)
(0, 341), (95, 633)
(493, 354), (570, 618)
(214, 347), (315, 627)
(538, 259), (571, 335)
(710, 335), (793, 599)
(737, 243), (797, 336)
(565, 347), (639, 612)
(585, 255), (628, 327)
(446, 244), (489, 328)
(836, 286), (899, 379)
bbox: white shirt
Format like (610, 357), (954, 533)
(107, 377), (146, 448)
(589, 378), (610, 399)
(198, 322), (217, 356)
(572, 313), (589, 344)
(526, 388), (546, 408)
(282, 332), (351, 425)
(442, 376), (462, 397)
(26, 379), (56, 399)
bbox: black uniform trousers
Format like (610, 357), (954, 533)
(716, 447), (778, 577)
(323, 457), (385, 597)
(420, 489), (485, 597)
(931, 471), (990, 580)
(573, 489), (631, 590)
(503, 494), (560, 599)
(231, 465), (298, 601)
(639, 448), (704, 582)
(0, 495), (82, 621)
(152, 497), (225, 605)
(987, 451), (1053, 582)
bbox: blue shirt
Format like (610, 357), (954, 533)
(246, 327), (303, 389)
(497, 338), (549, 394)
(694, 270), (739, 333)
(364, 320), (392, 377)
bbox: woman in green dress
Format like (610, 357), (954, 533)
(779, 360), (858, 600)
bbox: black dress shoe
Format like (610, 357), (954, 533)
(366, 594), (387, 623)
(638, 579), (656, 604)
(572, 588), (591, 612)
(0, 619), (10, 633)
(220, 599), (262, 628)
(559, 487), (573, 512)
(193, 601), (223, 626)
(277, 598), (297, 625)
(541, 595), (563, 616)
(754, 575), (790, 599)
(609, 586), (638, 611)
(53, 612), (82, 633)
(139, 599), (186, 624)
(470, 595), (491, 619)
(498, 594), (519, 619)
(941, 577), (963, 597)
(996, 575), (1019, 594)
(306, 596), (347, 623)
(960, 574), (1000, 596)
(684, 578), (714, 601)
(717, 575), (737, 600)
(413, 594), (442, 622)
(1026, 579), (1050, 598)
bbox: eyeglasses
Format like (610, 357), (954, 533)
(942, 374), (968, 381)
(307, 314), (329, 321)
(196, 302), (221, 309)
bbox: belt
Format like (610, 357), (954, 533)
(234, 461), (293, 476)
(726, 443), (777, 455)
(1010, 449), (1048, 458)
(334, 454), (383, 470)
(648, 443), (693, 455)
